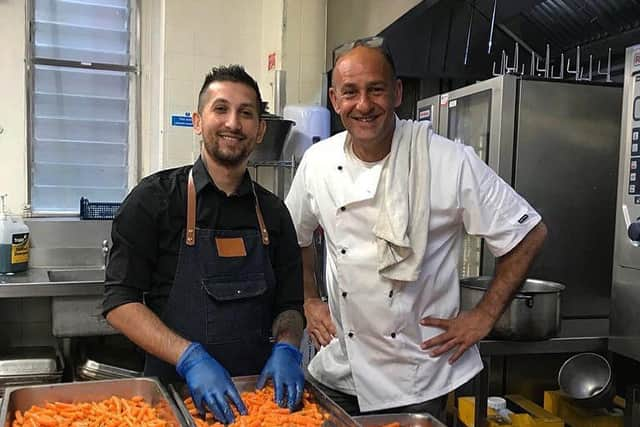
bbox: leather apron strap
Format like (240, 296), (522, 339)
(186, 170), (197, 246)
(185, 168), (270, 246)
(251, 180), (270, 246)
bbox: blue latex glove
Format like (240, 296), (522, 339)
(256, 342), (304, 410)
(176, 342), (247, 424)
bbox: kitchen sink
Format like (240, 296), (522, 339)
(47, 268), (105, 283)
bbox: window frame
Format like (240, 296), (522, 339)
(25, 0), (141, 216)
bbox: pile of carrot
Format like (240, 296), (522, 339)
(11, 395), (170, 427)
(184, 386), (328, 427)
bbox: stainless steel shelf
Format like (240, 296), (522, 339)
(479, 335), (609, 356)
(0, 268), (103, 298)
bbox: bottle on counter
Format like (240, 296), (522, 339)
(0, 194), (30, 274)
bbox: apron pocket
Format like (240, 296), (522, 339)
(202, 274), (269, 344)
(203, 273), (267, 300)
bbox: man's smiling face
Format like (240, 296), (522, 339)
(193, 81), (266, 167)
(329, 46), (402, 157)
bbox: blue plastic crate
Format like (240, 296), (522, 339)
(80, 197), (121, 220)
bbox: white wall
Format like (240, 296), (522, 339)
(161, 0), (263, 168)
(159, 0), (329, 169)
(326, 0), (421, 66)
(283, 0), (327, 105)
(139, 0), (165, 177)
(0, 0), (27, 214)
(259, 0), (284, 113)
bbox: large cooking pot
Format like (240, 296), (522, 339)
(249, 116), (295, 162)
(460, 276), (565, 340)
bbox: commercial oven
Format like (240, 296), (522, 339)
(434, 74), (622, 321)
(610, 44), (640, 362)
(416, 94), (441, 132)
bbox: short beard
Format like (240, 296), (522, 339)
(203, 139), (250, 167)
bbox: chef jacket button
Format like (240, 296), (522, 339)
(340, 206), (346, 211)
(337, 165), (343, 171)
(390, 332), (397, 338)
(348, 332), (354, 338)
(342, 291), (347, 297)
(341, 248), (347, 254)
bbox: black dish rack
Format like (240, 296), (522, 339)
(79, 197), (121, 220)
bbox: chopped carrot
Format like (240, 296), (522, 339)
(12, 396), (171, 427)
(184, 385), (327, 427)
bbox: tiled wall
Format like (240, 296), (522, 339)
(160, 0), (329, 170)
(283, 0), (327, 105)
(162, 0), (264, 168)
(0, 298), (55, 349)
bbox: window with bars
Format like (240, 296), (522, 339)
(28, 0), (138, 213)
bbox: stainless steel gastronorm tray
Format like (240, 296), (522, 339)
(0, 347), (62, 376)
(76, 359), (142, 381)
(0, 347), (64, 398)
(352, 413), (446, 427)
(0, 378), (186, 427)
(170, 375), (358, 427)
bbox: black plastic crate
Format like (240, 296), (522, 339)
(80, 197), (121, 220)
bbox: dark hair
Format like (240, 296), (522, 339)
(197, 65), (263, 114)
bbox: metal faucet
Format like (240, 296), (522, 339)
(102, 240), (110, 269)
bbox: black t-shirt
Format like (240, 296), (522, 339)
(103, 156), (303, 320)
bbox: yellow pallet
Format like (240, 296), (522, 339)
(458, 395), (564, 427)
(543, 390), (624, 427)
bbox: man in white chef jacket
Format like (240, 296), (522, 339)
(284, 36), (547, 419)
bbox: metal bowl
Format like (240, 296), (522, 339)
(558, 352), (614, 408)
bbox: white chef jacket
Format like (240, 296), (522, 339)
(285, 121), (541, 412)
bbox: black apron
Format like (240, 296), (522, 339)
(144, 169), (276, 384)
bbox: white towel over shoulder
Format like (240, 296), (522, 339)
(373, 118), (432, 282)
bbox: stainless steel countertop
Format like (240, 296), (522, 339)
(0, 268), (104, 298)
(479, 317), (609, 354)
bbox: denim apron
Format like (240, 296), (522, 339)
(144, 169), (275, 384)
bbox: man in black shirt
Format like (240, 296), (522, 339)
(103, 65), (304, 425)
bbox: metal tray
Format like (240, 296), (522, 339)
(0, 347), (63, 376)
(0, 374), (63, 397)
(76, 359), (142, 381)
(0, 378), (185, 427)
(170, 375), (358, 427)
(352, 413), (446, 427)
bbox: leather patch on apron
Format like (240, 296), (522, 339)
(215, 237), (247, 257)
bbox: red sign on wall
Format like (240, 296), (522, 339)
(268, 52), (276, 71)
